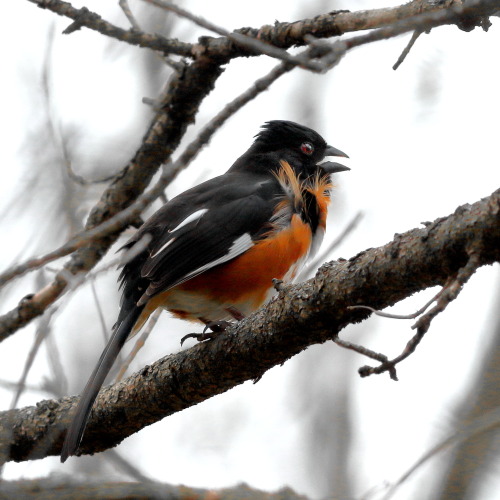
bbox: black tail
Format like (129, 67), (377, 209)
(60, 305), (144, 462)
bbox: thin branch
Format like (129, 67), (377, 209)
(28, 0), (192, 56)
(105, 449), (156, 484)
(64, 161), (116, 186)
(90, 279), (109, 343)
(393, 29), (424, 70)
(118, 0), (141, 31)
(347, 287), (444, 320)
(44, 326), (68, 399)
(343, 0), (497, 54)
(333, 337), (397, 381)
(10, 305), (58, 409)
(411, 249), (482, 334)
(358, 249), (482, 378)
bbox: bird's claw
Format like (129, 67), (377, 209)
(180, 320), (232, 346)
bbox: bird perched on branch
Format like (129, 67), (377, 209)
(60, 120), (349, 462)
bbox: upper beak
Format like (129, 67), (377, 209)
(321, 145), (350, 173)
(325, 145), (349, 159)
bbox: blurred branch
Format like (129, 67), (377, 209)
(0, 479), (307, 500)
(1, 188), (499, 462)
(433, 281), (500, 499)
(64, 162), (115, 186)
(114, 309), (161, 383)
(380, 406), (500, 500)
(9, 308), (58, 410)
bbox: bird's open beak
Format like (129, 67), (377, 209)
(321, 145), (350, 173)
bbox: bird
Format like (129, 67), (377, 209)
(60, 120), (349, 462)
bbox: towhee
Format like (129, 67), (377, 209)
(60, 120), (349, 462)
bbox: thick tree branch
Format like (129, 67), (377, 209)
(1, 188), (498, 463)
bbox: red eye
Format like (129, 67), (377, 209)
(301, 142), (314, 155)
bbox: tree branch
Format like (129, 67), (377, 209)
(1, 188), (498, 463)
(29, 0), (193, 55)
(0, 478), (307, 500)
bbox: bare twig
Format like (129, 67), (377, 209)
(358, 327), (427, 379)
(44, 326), (68, 399)
(9, 308), (57, 408)
(118, 0), (141, 31)
(90, 279), (109, 342)
(333, 336), (397, 381)
(358, 249), (482, 378)
(347, 287), (444, 320)
(106, 449), (157, 483)
(393, 29), (424, 70)
(64, 162), (115, 186)
(0, 380), (45, 395)
(29, 0), (500, 66)
(28, 0), (193, 56)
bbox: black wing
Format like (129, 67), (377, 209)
(119, 172), (282, 309)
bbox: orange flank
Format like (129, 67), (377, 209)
(132, 213), (312, 332)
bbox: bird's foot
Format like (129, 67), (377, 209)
(180, 319), (232, 346)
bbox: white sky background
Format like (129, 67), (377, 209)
(1, 0), (499, 499)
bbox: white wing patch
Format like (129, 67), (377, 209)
(169, 208), (208, 233)
(150, 237), (176, 259)
(150, 209), (208, 260)
(180, 233), (254, 283)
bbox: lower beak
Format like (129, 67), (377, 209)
(320, 161), (350, 174)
